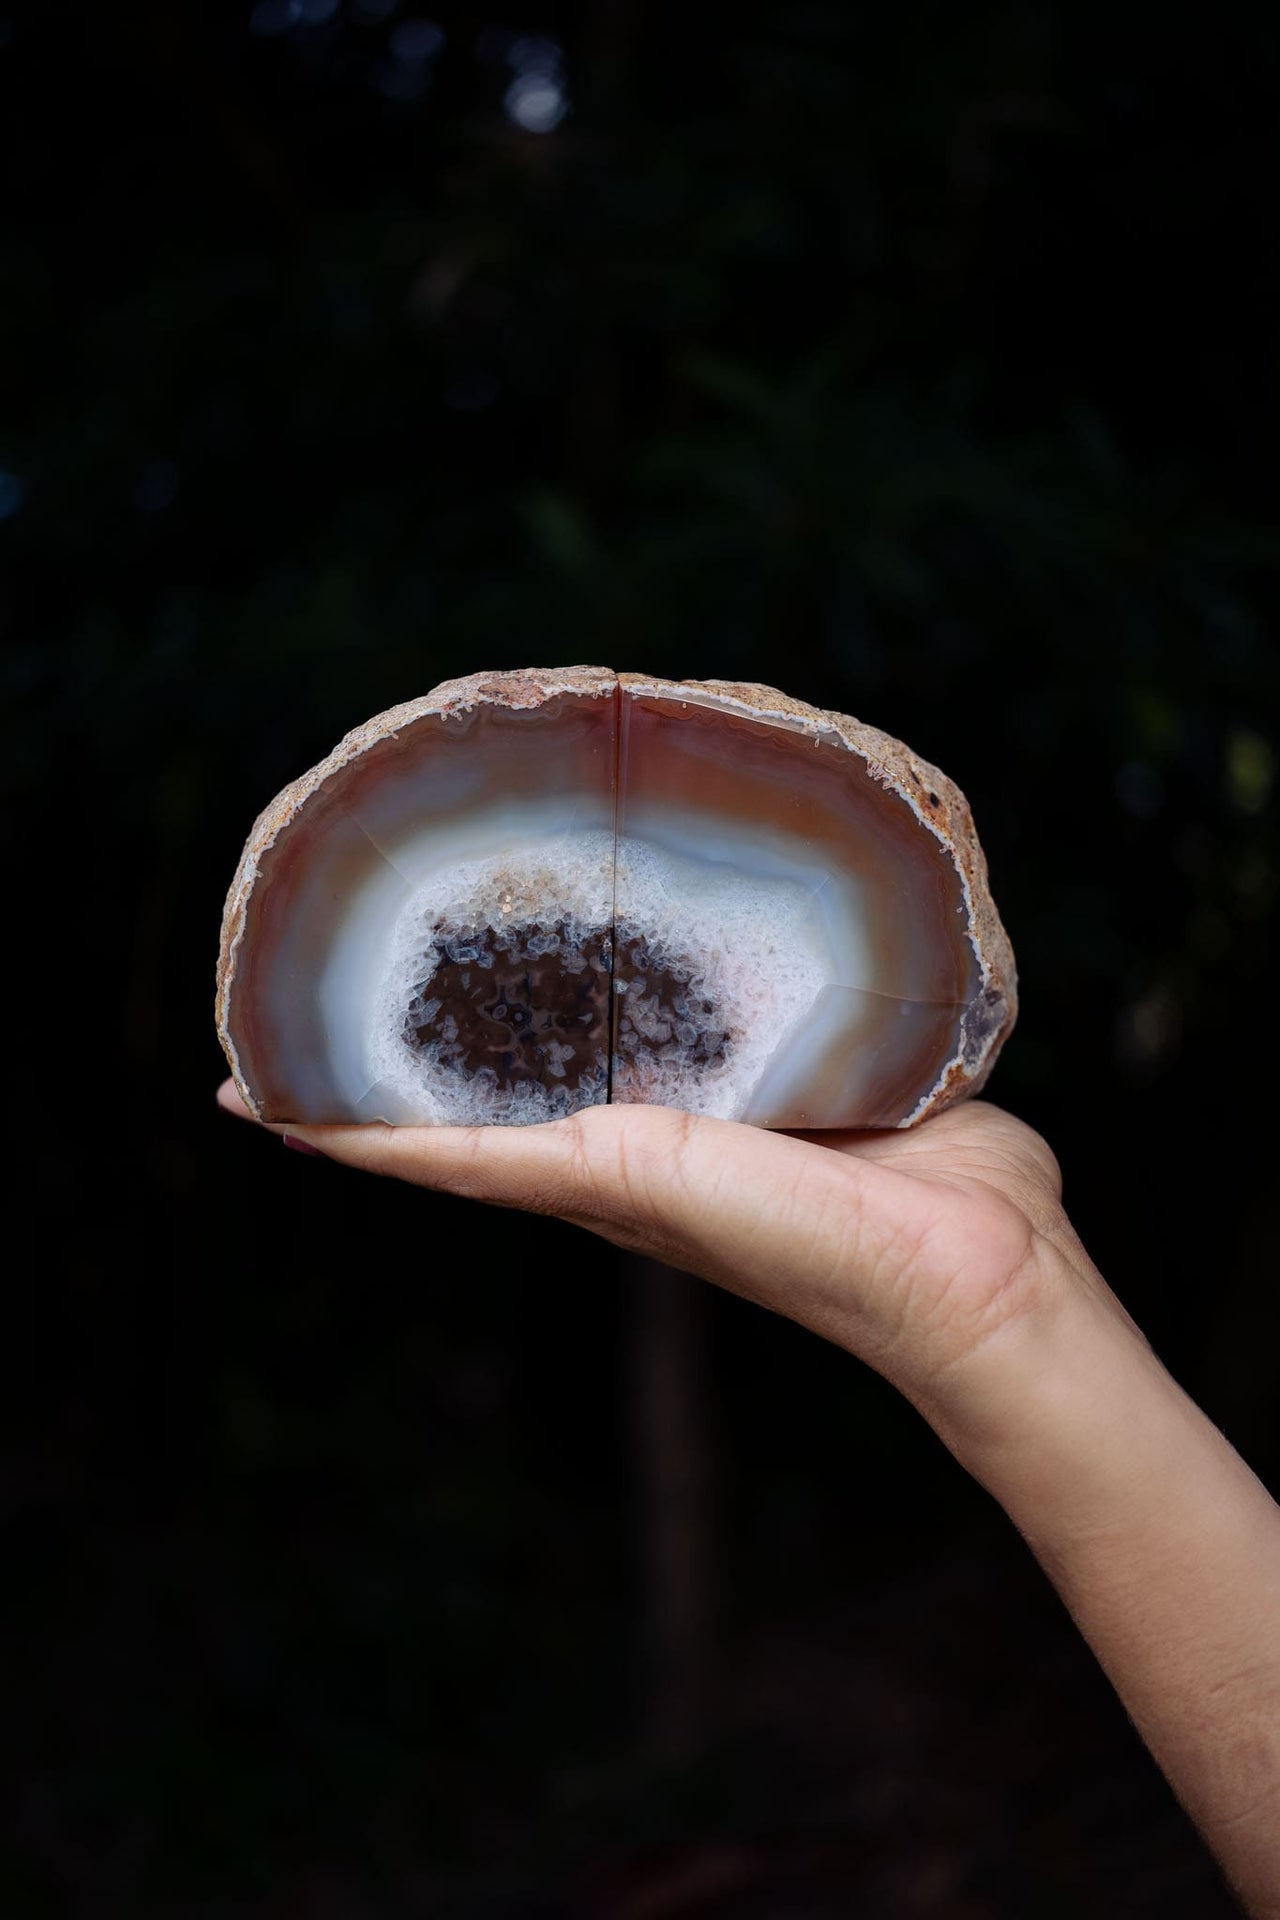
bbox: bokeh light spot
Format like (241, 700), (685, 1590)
(0, 469), (26, 520)
(1226, 727), (1275, 815)
(504, 71), (568, 133)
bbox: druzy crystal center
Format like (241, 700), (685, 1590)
(401, 917), (731, 1098)
(403, 918), (613, 1095)
(613, 927), (729, 1069)
(365, 826), (820, 1125)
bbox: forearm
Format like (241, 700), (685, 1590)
(250, 1089), (1280, 1896)
(932, 1273), (1280, 1914)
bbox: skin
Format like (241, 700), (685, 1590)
(219, 1081), (1280, 1912)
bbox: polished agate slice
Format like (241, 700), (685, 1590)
(216, 667), (1016, 1129)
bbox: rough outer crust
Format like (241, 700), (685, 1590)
(216, 666), (1016, 1126)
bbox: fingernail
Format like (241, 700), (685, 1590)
(283, 1134), (326, 1158)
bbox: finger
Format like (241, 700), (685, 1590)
(264, 1099), (920, 1353)
(214, 1078), (958, 1363)
(217, 1079), (255, 1120)
(216, 1074), (640, 1214)
(253, 1101), (704, 1223)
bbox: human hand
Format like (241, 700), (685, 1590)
(215, 1082), (1100, 1441)
(217, 1078), (1280, 1907)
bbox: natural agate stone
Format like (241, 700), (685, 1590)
(216, 667), (1016, 1130)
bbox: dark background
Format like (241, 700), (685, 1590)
(3, 1), (1278, 1912)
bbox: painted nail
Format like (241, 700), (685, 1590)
(283, 1134), (326, 1158)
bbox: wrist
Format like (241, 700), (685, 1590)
(909, 1242), (1166, 1507)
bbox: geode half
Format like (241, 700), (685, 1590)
(215, 667), (1016, 1129)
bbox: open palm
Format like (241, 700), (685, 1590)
(221, 1083), (1088, 1419)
